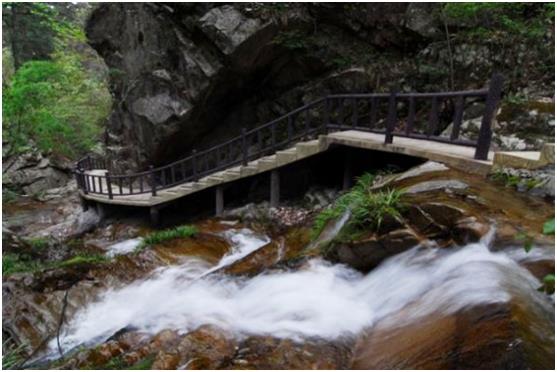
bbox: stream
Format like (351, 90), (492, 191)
(48, 227), (553, 364)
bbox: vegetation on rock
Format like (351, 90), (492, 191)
(136, 225), (199, 252)
(312, 173), (404, 239)
(2, 2), (110, 158)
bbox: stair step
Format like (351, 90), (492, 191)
(276, 149), (298, 164)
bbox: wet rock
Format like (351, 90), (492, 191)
(335, 228), (421, 272)
(352, 300), (554, 369)
(229, 336), (353, 369)
(223, 239), (284, 276)
(405, 179), (468, 194)
(151, 351), (181, 370)
(393, 161), (448, 182)
(402, 205), (446, 238)
(154, 325), (238, 369)
(420, 202), (466, 228)
(452, 216), (490, 244)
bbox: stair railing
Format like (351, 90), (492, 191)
(74, 74), (503, 198)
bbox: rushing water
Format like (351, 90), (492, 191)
(49, 227), (553, 356)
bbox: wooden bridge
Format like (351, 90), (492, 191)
(75, 74), (505, 224)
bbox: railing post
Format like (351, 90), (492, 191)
(385, 90), (397, 144)
(287, 115), (294, 141)
(351, 98), (358, 128)
(450, 95), (465, 141)
(406, 96), (415, 136)
(427, 96), (439, 137)
(475, 73), (504, 160)
(106, 171), (113, 199)
(369, 97), (377, 130)
(192, 150), (198, 181)
(241, 127), (248, 166)
(305, 107), (310, 135)
(149, 165), (157, 196)
(323, 98), (330, 133)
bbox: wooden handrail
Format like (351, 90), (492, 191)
(74, 75), (503, 197)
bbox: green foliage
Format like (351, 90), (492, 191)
(2, 253), (41, 276)
(2, 252), (107, 276)
(2, 189), (19, 203)
(516, 232), (534, 253)
(137, 225), (199, 251)
(2, 51), (111, 157)
(2, 338), (26, 370)
(539, 274), (555, 295)
(26, 237), (50, 250)
(56, 254), (107, 268)
(491, 169), (544, 191)
(272, 30), (308, 50)
(311, 173), (405, 239)
(127, 355), (156, 370)
(542, 218), (555, 235)
(443, 3), (554, 40)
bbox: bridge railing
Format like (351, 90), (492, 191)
(74, 74), (503, 198)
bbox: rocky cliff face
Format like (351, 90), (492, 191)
(86, 3), (555, 170)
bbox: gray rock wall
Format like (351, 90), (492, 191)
(86, 3), (555, 171)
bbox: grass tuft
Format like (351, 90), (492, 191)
(136, 225), (198, 252)
(311, 172), (404, 240)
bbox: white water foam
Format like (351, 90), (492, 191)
(52, 229), (551, 354)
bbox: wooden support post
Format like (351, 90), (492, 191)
(215, 185), (224, 217)
(96, 202), (107, 221)
(150, 206), (160, 226)
(475, 73), (504, 160)
(385, 90), (397, 144)
(270, 169), (280, 207)
(343, 151), (352, 190)
(79, 196), (88, 212)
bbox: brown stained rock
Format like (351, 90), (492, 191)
(229, 336), (353, 369)
(521, 259), (555, 282)
(452, 216), (490, 245)
(223, 240), (283, 276)
(336, 228), (421, 272)
(159, 325), (239, 370)
(71, 340), (126, 369)
(403, 205), (446, 238)
(149, 329), (180, 350)
(352, 301), (554, 370)
(151, 350), (181, 370)
(420, 202), (466, 228)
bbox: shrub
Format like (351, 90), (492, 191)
(136, 225), (199, 251)
(311, 173), (405, 239)
(2, 51), (110, 158)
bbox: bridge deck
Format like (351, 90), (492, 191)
(80, 130), (494, 208)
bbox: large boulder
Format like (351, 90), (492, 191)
(334, 228), (421, 272)
(2, 150), (71, 195)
